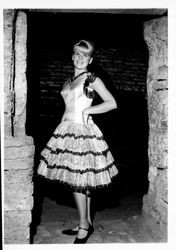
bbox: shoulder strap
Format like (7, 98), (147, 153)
(83, 73), (96, 99)
(84, 73), (97, 87)
(87, 72), (97, 83)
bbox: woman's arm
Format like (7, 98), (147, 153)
(83, 77), (117, 115)
(82, 77), (117, 128)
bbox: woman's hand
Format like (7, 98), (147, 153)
(82, 110), (93, 129)
(82, 111), (89, 129)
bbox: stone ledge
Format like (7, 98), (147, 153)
(154, 80), (168, 91)
(4, 196), (34, 211)
(156, 65), (168, 79)
(149, 150), (168, 169)
(4, 157), (34, 170)
(4, 135), (34, 147)
(5, 168), (33, 182)
(4, 181), (33, 199)
(4, 210), (32, 228)
(4, 144), (35, 160)
(4, 180), (33, 197)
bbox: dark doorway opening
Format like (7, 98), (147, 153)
(26, 11), (150, 242)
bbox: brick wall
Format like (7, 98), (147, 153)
(97, 48), (148, 91)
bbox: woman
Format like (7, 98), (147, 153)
(37, 39), (118, 243)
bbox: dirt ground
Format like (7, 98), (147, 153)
(32, 191), (166, 244)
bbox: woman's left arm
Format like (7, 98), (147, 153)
(83, 77), (117, 115)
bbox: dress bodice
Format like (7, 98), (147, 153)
(61, 73), (96, 123)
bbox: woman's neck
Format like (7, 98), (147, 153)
(74, 69), (88, 77)
(72, 69), (88, 81)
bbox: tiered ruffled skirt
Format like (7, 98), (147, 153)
(37, 120), (118, 192)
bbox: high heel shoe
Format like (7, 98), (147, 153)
(74, 224), (94, 244)
(62, 225), (78, 235)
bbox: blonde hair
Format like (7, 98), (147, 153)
(73, 40), (95, 57)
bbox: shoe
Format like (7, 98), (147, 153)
(62, 226), (78, 235)
(74, 224), (94, 244)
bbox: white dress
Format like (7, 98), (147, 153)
(37, 72), (118, 192)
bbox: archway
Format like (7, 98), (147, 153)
(4, 9), (167, 244)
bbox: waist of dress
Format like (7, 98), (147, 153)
(62, 112), (93, 124)
(62, 113), (83, 124)
(63, 118), (83, 124)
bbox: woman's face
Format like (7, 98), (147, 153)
(72, 48), (93, 70)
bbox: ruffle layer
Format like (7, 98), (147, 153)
(37, 120), (118, 190)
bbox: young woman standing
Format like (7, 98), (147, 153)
(37, 40), (118, 243)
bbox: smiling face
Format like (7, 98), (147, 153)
(72, 47), (93, 70)
(72, 40), (94, 70)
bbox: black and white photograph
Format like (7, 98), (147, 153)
(1, 1), (176, 250)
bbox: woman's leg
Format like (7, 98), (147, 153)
(86, 197), (92, 223)
(86, 190), (92, 225)
(73, 192), (89, 238)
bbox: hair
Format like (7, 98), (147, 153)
(73, 40), (95, 57)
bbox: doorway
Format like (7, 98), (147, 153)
(26, 10), (156, 243)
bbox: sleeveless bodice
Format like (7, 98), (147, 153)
(61, 73), (96, 123)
